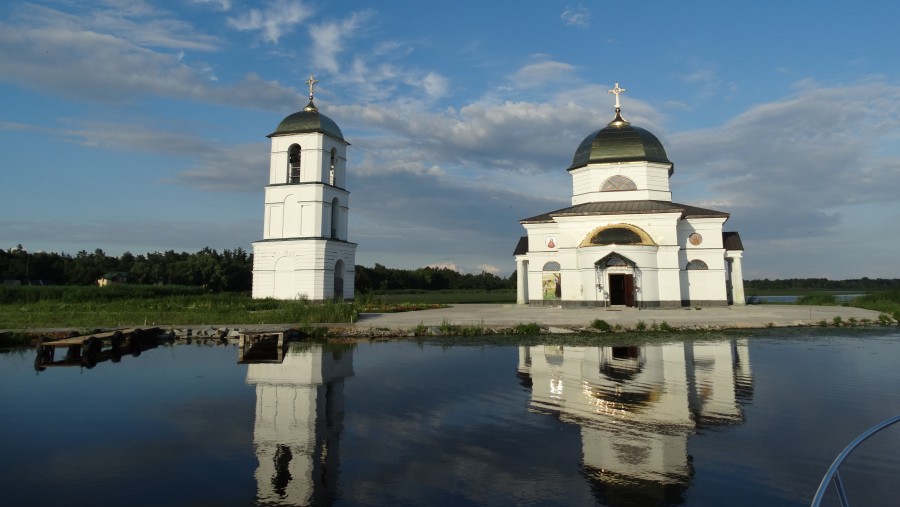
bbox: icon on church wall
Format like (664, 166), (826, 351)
(689, 232), (703, 246)
(545, 236), (557, 249)
(542, 272), (561, 300)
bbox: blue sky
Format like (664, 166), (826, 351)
(2, 0), (900, 279)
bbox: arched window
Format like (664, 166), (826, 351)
(330, 197), (339, 239)
(542, 262), (561, 300)
(591, 227), (643, 245)
(334, 259), (344, 300)
(288, 144), (301, 183)
(601, 175), (637, 192)
(686, 259), (709, 270)
(329, 148), (337, 186)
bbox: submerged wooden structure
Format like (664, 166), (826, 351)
(237, 329), (299, 364)
(34, 327), (163, 371)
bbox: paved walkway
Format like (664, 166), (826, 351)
(354, 304), (885, 330)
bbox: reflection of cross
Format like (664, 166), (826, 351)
(306, 75), (319, 99)
(608, 82), (627, 109)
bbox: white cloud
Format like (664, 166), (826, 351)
(420, 72), (449, 98)
(227, 0), (313, 44)
(669, 79), (900, 242)
(560, 6), (590, 27)
(0, 20), (301, 109)
(309, 10), (374, 73)
(510, 60), (577, 89)
(192, 0), (232, 12)
(15, 2), (219, 51)
(478, 264), (501, 275)
(171, 143), (269, 191)
(426, 262), (462, 272)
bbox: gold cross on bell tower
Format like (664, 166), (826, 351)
(306, 75), (319, 100)
(608, 82), (627, 110)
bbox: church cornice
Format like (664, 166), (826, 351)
(519, 200), (730, 224)
(266, 182), (349, 192)
(253, 237), (358, 245)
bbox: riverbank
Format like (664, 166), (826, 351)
(2, 303), (892, 347)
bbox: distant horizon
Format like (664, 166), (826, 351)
(4, 244), (898, 282)
(3, 1), (900, 280)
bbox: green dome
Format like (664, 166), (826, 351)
(268, 100), (344, 141)
(567, 111), (672, 172)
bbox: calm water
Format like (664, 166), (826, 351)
(2, 330), (899, 507)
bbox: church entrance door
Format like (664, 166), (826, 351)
(609, 274), (635, 306)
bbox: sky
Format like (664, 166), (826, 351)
(2, 0), (900, 280)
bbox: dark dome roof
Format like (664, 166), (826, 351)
(268, 100), (345, 141)
(567, 111), (672, 172)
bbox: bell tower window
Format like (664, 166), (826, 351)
(288, 144), (301, 183)
(331, 197), (339, 239)
(329, 148), (337, 186)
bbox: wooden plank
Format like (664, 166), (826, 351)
(42, 327), (160, 347)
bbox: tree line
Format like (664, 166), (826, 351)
(355, 264), (515, 292)
(6, 245), (894, 294)
(1, 245), (253, 292)
(1, 246), (515, 293)
(744, 278), (900, 291)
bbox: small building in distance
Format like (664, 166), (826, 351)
(514, 84), (745, 308)
(97, 272), (129, 287)
(252, 77), (357, 300)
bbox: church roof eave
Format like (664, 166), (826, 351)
(519, 200), (730, 224)
(723, 231), (744, 251)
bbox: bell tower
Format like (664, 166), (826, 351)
(252, 76), (357, 300)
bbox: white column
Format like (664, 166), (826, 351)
(727, 252), (746, 306)
(516, 257), (528, 304)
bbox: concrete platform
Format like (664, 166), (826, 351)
(354, 304), (887, 330)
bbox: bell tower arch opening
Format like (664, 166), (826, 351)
(288, 144), (301, 183)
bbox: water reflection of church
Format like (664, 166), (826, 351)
(517, 341), (753, 506)
(245, 344), (354, 506)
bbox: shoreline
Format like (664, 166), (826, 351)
(3, 304), (893, 345)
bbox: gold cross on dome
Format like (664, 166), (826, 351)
(608, 82), (627, 109)
(306, 75), (319, 99)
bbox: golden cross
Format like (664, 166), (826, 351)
(306, 75), (319, 99)
(608, 82), (627, 109)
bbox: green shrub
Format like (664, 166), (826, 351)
(514, 323), (541, 335)
(635, 320), (647, 331)
(591, 319), (612, 332)
(832, 316), (843, 326)
(797, 294), (837, 306)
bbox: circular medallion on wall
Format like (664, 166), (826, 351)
(688, 232), (703, 246)
(545, 236), (558, 249)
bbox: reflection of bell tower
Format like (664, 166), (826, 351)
(518, 340), (752, 506)
(251, 75), (357, 300)
(245, 344), (354, 505)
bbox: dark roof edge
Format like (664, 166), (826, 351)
(513, 236), (529, 255)
(266, 129), (350, 145)
(722, 231), (744, 251)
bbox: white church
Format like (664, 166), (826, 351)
(252, 77), (356, 300)
(514, 84), (745, 308)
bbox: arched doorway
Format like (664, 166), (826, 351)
(595, 252), (638, 307)
(333, 259), (344, 300)
(608, 274), (635, 306)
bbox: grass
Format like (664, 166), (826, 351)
(849, 291), (900, 321)
(1, 293), (359, 329)
(365, 289), (515, 304)
(796, 294), (838, 305)
(0, 286), (445, 332)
